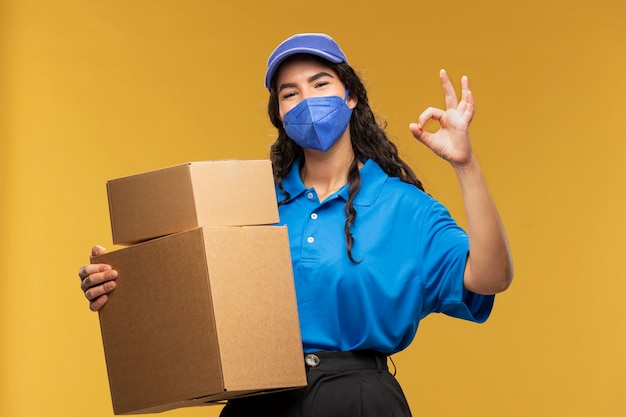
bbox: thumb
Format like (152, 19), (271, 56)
(91, 245), (107, 256)
(409, 122), (431, 144)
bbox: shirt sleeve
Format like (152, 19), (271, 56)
(418, 199), (494, 323)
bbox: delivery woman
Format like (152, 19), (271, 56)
(78, 33), (513, 417)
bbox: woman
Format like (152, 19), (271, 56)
(79, 33), (513, 417)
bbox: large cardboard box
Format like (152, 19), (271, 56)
(106, 160), (278, 245)
(91, 226), (306, 415)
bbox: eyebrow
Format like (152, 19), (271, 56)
(277, 71), (335, 93)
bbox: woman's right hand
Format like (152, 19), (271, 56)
(78, 245), (118, 311)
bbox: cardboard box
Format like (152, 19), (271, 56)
(92, 226), (306, 415)
(106, 160), (278, 245)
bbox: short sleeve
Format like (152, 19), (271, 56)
(419, 199), (494, 323)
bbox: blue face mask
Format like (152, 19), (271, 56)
(283, 90), (353, 152)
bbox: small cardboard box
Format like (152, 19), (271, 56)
(92, 226), (306, 415)
(106, 160), (278, 245)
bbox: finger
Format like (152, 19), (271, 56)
(85, 279), (116, 301)
(461, 75), (471, 101)
(80, 267), (118, 292)
(440, 69), (458, 110)
(78, 262), (112, 281)
(91, 245), (107, 257)
(409, 122), (432, 144)
(78, 245), (109, 280)
(89, 295), (109, 312)
(459, 77), (475, 124)
(463, 89), (475, 124)
(416, 106), (446, 129)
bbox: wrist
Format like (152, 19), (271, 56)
(451, 153), (479, 173)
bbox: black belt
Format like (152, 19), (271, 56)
(304, 350), (388, 373)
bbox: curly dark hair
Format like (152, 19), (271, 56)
(268, 55), (425, 262)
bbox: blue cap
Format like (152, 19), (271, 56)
(265, 33), (348, 89)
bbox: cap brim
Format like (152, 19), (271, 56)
(264, 48), (345, 89)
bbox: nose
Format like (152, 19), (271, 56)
(299, 88), (314, 100)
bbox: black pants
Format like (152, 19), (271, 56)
(219, 350), (412, 417)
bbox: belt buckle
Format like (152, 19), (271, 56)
(304, 353), (320, 368)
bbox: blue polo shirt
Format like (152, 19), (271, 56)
(276, 158), (494, 354)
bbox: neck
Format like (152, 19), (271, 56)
(300, 132), (355, 200)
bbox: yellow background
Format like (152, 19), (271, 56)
(2, 0), (625, 416)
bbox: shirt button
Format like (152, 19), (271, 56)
(307, 192), (314, 200)
(307, 236), (314, 244)
(311, 213), (318, 220)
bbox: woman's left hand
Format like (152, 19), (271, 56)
(409, 69), (474, 167)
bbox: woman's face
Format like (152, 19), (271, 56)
(275, 56), (357, 121)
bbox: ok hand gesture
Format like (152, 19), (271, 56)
(409, 69), (475, 167)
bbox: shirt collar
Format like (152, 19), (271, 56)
(279, 157), (388, 207)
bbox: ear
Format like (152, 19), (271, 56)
(347, 91), (358, 110)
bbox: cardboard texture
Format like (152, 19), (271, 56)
(92, 226), (306, 415)
(106, 160), (279, 245)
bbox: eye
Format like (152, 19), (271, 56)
(280, 90), (298, 100)
(314, 80), (329, 89)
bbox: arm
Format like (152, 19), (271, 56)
(409, 70), (513, 295)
